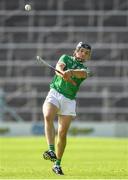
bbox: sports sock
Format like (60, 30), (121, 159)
(49, 144), (55, 152)
(55, 159), (61, 166)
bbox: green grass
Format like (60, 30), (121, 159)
(0, 136), (128, 179)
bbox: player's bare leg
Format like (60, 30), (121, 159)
(52, 115), (73, 175)
(57, 115), (73, 159)
(43, 102), (58, 161)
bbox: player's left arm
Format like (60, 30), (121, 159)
(64, 68), (94, 79)
(70, 69), (87, 78)
(55, 61), (77, 85)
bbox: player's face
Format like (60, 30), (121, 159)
(75, 48), (91, 61)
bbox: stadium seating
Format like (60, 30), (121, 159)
(0, 0), (128, 121)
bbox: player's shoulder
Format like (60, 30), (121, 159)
(59, 54), (73, 62)
(59, 54), (71, 59)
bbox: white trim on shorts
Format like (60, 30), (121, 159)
(44, 88), (76, 116)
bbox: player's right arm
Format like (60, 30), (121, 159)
(55, 57), (76, 85)
(55, 62), (65, 77)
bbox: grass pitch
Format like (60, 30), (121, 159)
(0, 136), (128, 179)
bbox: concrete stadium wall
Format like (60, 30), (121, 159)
(0, 121), (128, 137)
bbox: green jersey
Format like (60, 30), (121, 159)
(50, 54), (90, 99)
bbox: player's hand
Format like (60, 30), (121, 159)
(63, 70), (72, 79)
(63, 70), (76, 85)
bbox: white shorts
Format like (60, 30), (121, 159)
(44, 88), (76, 116)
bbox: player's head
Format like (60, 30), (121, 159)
(73, 42), (92, 62)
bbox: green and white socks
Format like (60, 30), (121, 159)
(55, 159), (61, 167)
(48, 144), (61, 167)
(49, 144), (55, 152)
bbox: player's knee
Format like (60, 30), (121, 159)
(42, 103), (47, 114)
(42, 105), (52, 122)
(43, 113), (52, 122)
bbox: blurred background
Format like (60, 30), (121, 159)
(0, 0), (128, 137)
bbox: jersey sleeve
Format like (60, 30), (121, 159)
(58, 54), (68, 65)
